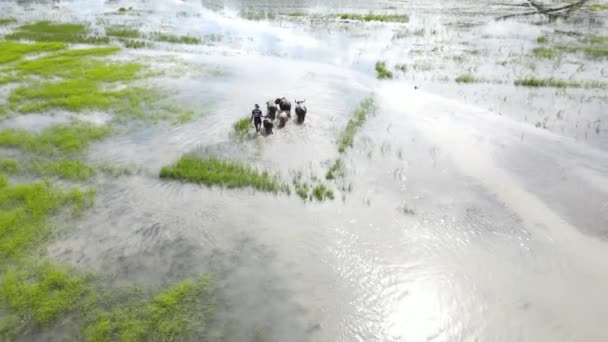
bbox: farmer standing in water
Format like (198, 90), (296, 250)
(251, 104), (263, 133)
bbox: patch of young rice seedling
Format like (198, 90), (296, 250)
(338, 97), (375, 153)
(455, 74), (478, 83)
(338, 13), (409, 23)
(0, 18), (17, 26)
(375, 61), (393, 79)
(6, 21), (108, 44)
(0, 41), (66, 64)
(160, 155), (286, 193)
(0, 122), (111, 156)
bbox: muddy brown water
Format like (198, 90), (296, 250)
(1, 0), (608, 341)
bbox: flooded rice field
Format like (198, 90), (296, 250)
(0, 0), (607, 341)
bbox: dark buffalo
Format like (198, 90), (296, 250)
(263, 118), (274, 135)
(277, 112), (289, 128)
(274, 97), (291, 117)
(266, 101), (278, 121)
(295, 99), (307, 124)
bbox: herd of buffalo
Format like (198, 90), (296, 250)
(257, 97), (307, 135)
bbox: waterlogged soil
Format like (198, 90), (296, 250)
(1, 0), (608, 341)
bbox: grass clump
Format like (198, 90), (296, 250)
(6, 21), (108, 44)
(338, 97), (375, 153)
(106, 26), (141, 39)
(533, 47), (558, 59)
(0, 18), (17, 26)
(292, 176), (311, 200)
(0, 262), (94, 324)
(0, 158), (19, 173)
(12, 46), (138, 81)
(0, 177), (95, 260)
(8, 46), (148, 115)
(339, 13), (409, 23)
(514, 77), (580, 88)
(325, 158), (345, 180)
(312, 184), (334, 201)
(122, 39), (147, 49)
(292, 175), (334, 202)
(375, 61), (393, 79)
(286, 12), (307, 17)
(151, 32), (201, 45)
(240, 11), (277, 21)
(0, 122), (110, 156)
(588, 3), (608, 12)
(583, 47), (608, 59)
(455, 74), (477, 83)
(233, 116), (251, 138)
(85, 277), (213, 342)
(583, 36), (608, 44)
(160, 155), (285, 193)
(0, 41), (66, 64)
(9, 79), (144, 113)
(537, 36), (549, 44)
(36, 160), (96, 181)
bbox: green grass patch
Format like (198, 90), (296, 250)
(84, 277), (213, 342)
(339, 13), (409, 23)
(0, 262), (94, 324)
(7, 45), (150, 116)
(233, 116), (251, 138)
(9, 80), (146, 113)
(121, 39), (148, 49)
(0, 177), (95, 260)
(292, 175), (334, 202)
(533, 47), (558, 59)
(455, 74), (478, 83)
(12, 46), (138, 81)
(160, 155), (286, 193)
(106, 26), (141, 39)
(413, 28), (425, 36)
(0, 157), (95, 180)
(293, 179), (310, 200)
(151, 32), (200, 45)
(338, 97), (375, 153)
(325, 158), (345, 180)
(0, 73), (19, 86)
(0, 122), (110, 156)
(375, 61), (393, 79)
(240, 11), (277, 21)
(285, 12), (307, 17)
(515, 77), (579, 88)
(515, 77), (607, 89)
(312, 184), (334, 201)
(6, 21), (108, 44)
(588, 3), (608, 12)
(0, 158), (19, 173)
(584, 46), (608, 59)
(36, 160), (96, 181)
(537, 36), (549, 44)
(583, 36), (608, 44)
(0, 18), (17, 26)
(0, 41), (66, 64)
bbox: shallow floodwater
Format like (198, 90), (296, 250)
(2, 0), (608, 341)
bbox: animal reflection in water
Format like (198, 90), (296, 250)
(253, 97), (307, 135)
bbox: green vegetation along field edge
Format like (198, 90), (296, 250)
(338, 97), (376, 153)
(160, 155), (290, 194)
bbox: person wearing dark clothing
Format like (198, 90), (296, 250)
(251, 104), (263, 132)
